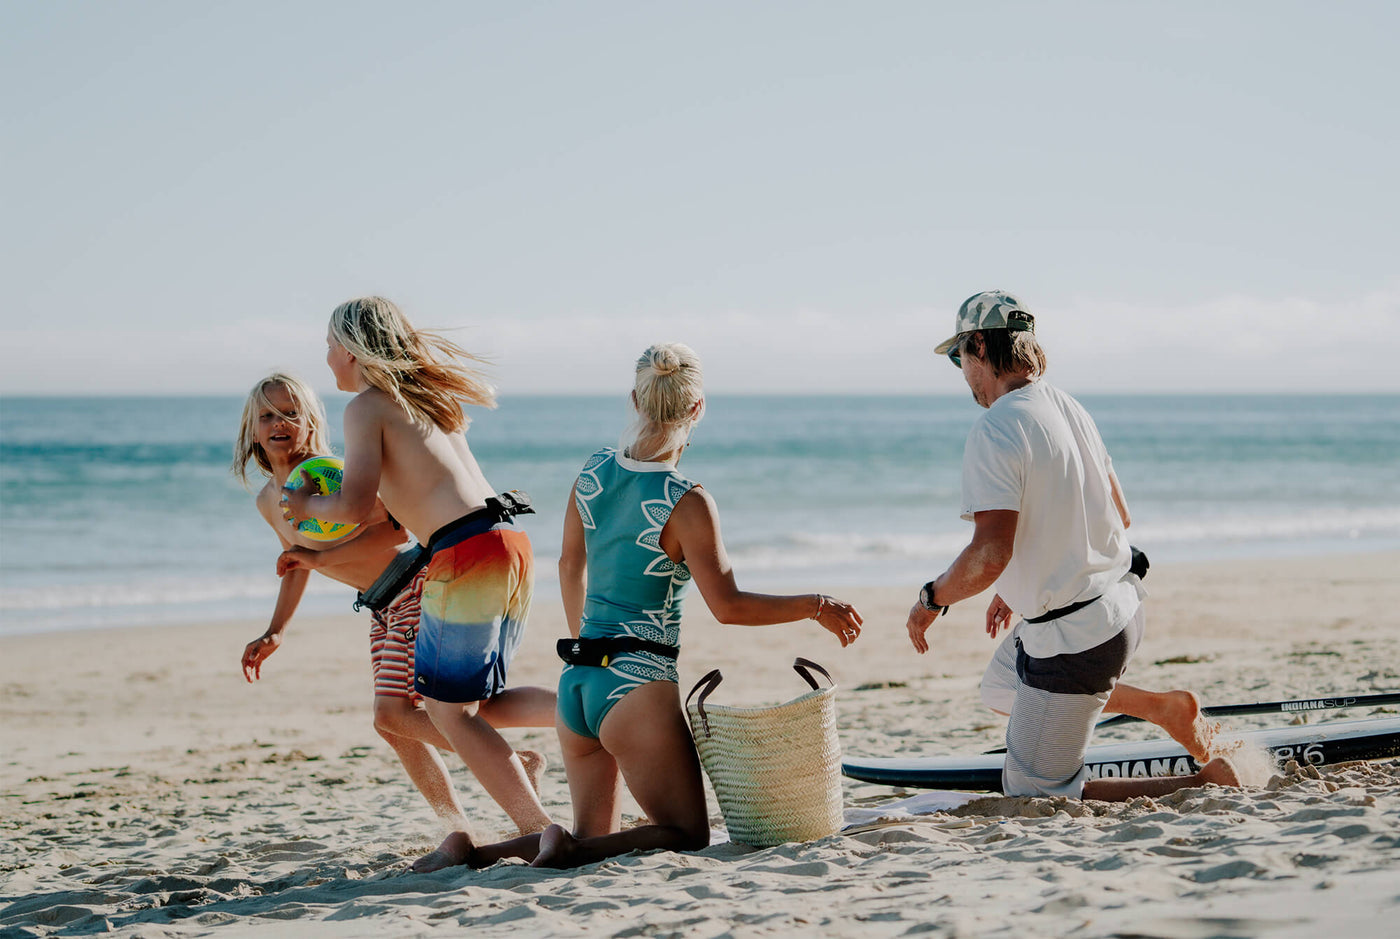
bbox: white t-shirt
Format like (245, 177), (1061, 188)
(960, 380), (1139, 657)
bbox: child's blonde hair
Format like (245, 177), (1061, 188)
(623, 343), (705, 461)
(232, 372), (332, 487)
(328, 296), (495, 434)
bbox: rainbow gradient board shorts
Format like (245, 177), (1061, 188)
(414, 518), (534, 703)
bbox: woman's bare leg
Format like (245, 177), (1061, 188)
(557, 714), (625, 838)
(533, 681), (708, 869)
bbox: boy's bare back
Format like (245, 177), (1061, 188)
(345, 387), (496, 543)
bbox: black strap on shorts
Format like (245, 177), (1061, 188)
(556, 636), (680, 668)
(354, 490), (535, 613)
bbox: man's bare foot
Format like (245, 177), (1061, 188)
(517, 750), (546, 796)
(410, 830), (476, 873)
(1157, 690), (1217, 762)
(529, 824), (576, 869)
(1197, 755), (1242, 787)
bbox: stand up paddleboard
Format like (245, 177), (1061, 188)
(842, 716), (1400, 791)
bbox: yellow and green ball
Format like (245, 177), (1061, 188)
(286, 455), (360, 542)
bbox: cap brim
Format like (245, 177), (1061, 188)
(933, 334), (960, 355)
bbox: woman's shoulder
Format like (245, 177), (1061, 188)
(664, 481), (713, 527)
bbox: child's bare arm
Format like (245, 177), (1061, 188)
(246, 490), (313, 681)
(242, 566), (311, 681)
(283, 394), (382, 525)
(277, 517), (410, 577)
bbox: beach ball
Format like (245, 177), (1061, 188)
(285, 455), (360, 542)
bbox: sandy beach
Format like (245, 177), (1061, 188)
(2, 552), (1398, 938)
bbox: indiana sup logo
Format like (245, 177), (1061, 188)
(1085, 742), (1325, 780)
(1085, 757), (1198, 780)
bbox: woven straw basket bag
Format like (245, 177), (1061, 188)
(685, 658), (844, 847)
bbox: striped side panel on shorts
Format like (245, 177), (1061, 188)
(368, 570), (426, 701)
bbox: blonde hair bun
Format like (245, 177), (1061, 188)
(649, 346), (683, 376)
(623, 342), (705, 461)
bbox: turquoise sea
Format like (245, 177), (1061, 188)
(2, 393), (1397, 636)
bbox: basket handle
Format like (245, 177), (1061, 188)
(686, 660), (833, 739)
(686, 668), (724, 738)
(793, 657), (834, 690)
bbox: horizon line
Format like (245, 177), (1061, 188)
(4, 388), (1398, 400)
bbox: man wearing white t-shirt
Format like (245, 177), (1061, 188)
(905, 290), (1239, 800)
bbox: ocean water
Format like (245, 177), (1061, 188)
(2, 393), (1397, 636)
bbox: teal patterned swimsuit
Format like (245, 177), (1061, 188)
(556, 447), (696, 738)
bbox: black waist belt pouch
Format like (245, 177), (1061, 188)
(1129, 545), (1150, 580)
(354, 544), (430, 614)
(557, 636), (680, 667)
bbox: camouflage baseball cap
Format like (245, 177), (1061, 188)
(933, 290), (1035, 354)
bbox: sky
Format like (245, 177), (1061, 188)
(3, 1), (1397, 396)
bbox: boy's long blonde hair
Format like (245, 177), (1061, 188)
(329, 296), (495, 433)
(232, 372), (331, 487)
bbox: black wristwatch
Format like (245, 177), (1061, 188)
(918, 581), (950, 615)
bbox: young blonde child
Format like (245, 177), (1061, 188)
(235, 372), (540, 841)
(279, 299), (556, 872)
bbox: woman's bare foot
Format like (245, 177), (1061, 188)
(1158, 690), (1217, 762)
(517, 750), (546, 795)
(410, 830), (476, 873)
(529, 824), (576, 869)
